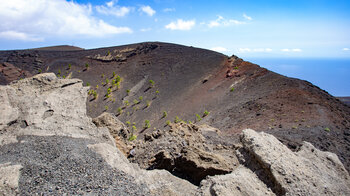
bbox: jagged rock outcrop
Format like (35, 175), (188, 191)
(1, 73), (349, 196)
(0, 73), (196, 195)
(129, 123), (239, 185)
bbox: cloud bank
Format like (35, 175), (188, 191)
(0, 0), (132, 41)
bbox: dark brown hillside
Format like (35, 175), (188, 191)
(0, 42), (349, 172)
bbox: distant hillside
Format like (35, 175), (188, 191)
(0, 42), (349, 172)
(30, 45), (84, 51)
(337, 97), (350, 106)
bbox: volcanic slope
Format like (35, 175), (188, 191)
(0, 42), (349, 171)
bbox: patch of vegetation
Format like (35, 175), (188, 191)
(149, 80), (155, 88)
(146, 101), (151, 108)
(68, 64), (71, 70)
(196, 114), (202, 122)
(166, 120), (171, 126)
(104, 106), (109, 111)
(128, 134), (137, 141)
(105, 78), (109, 85)
(85, 63), (89, 70)
(117, 107), (123, 115)
(162, 111), (167, 118)
(132, 125), (137, 131)
(133, 99), (139, 105)
(174, 116), (181, 123)
(126, 89), (130, 94)
(112, 71), (116, 78)
(139, 96), (143, 102)
(101, 74), (104, 78)
(188, 120), (192, 124)
(144, 120), (150, 129)
(324, 127), (331, 132)
(86, 82), (90, 86)
(230, 87), (235, 92)
(124, 100), (130, 106)
(126, 121), (131, 127)
(233, 66), (238, 70)
(203, 110), (210, 117)
(38, 68), (42, 73)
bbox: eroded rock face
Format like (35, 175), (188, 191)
(236, 129), (350, 196)
(129, 123), (239, 185)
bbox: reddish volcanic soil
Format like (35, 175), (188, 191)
(0, 42), (349, 172)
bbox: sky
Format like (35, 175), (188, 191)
(0, 0), (350, 58)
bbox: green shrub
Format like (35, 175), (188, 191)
(162, 111), (167, 118)
(188, 120), (192, 124)
(86, 82), (90, 86)
(115, 75), (121, 83)
(230, 87), (235, 92)
(132, 125), (137, 131)
(85, 63), (89, 69)
(196, 114), (202, 122)
(105, 106), (109, 111)
(38, 68), (42, 73)
(174, 116), (181, 123)
(117, 107), (123, 114)
(58, 69), (61, 75)
(105, 78), (109, 84)
(133, 99), (139, 104)
(149, 80), (155, 87)
(146, 101), (151, 108)
(68, 64), (71, 70)
(126, 89), (130, 94)
(124, 100), (130, 106)
(101, 74), (104, 78)
(166, 120), (171, 126)
(203, 110), (210, 117)
(324, 127), (331, 132)
(128, 134), (137, 141)
(139, 96), (143, 101)
(112, 71), (116, 78)
(126, 121), (131, 126)
(144, 120), (150, 129)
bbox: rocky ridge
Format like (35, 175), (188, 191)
(0, 74), (349, 195)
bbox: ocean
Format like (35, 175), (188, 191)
(244, 58), (350, 97)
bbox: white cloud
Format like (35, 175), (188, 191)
(106, 0), (117, 8)
(96, 1), (132, 17)
(243, 13), (252, 21)
(0, 30), (43, 41)
(139, 5), (156, 16)
(208, 15), (245, 28)
(282, 48), (302, 52)
(238, 48), (251, 53)
(238, 48), (272, 53)
(211, 47), (229, 53)
(165, 19), (195, 30)
(0, 0), (132, 41)
(140, 28), (151, 32)
(163, 8), (175, 12)
(343, 48), (349, 51)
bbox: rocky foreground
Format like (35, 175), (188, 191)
(0, 73), (349, 195)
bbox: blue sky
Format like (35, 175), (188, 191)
(0, 0), (350, 58)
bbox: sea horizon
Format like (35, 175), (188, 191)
(244, 57), (350, 97)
